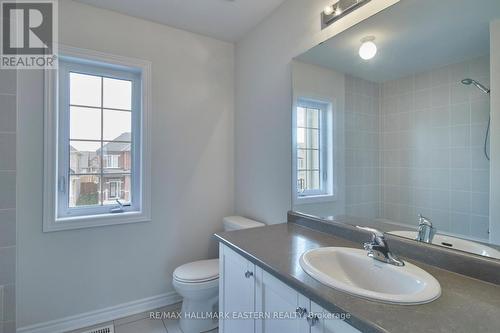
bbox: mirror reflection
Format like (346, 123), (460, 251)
(291, 0), (500, 259)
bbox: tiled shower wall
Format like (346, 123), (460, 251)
(345, 75), (380, 219)
(379, 56), (491, 240)
(0, 69), (16, 332)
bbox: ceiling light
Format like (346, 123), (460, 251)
(324, 5), (334, 16)
(322, 0), (370, 30)
(359, 37), (377, 60)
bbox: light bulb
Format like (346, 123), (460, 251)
(334, 7), (342, 16)
(359, 40), (377, 60)
(324, 5), (334, 15)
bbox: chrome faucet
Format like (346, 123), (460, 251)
(356, 226), (405, 266)
(416, 214), (435, 243)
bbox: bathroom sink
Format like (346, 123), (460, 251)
(389, 231), (500, 260)
(299, 247), (441, 305)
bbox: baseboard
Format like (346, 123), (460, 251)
(17, 291), (182, 333)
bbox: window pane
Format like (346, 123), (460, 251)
(70, 106), (102, 140)
(69, 175), (100, 207)
(307, 149), (320, 170)
(102, 141), (131, 173)
(70, 73), (101, 107)
(307, 170), (321, 190)
(297, 107), (306, 127)
(297, 170), (320, 192)
(297, 171), (306, 193)
(297, 149), (306, 170)
(70, 141), (101, 174)
(307, 108), (320, 128)
(103, 109), (131, 141)
(103, 174), (131, 205)
(103, 78), (132, 110)
(307, 128), (320, 149)
(297, 128), (306, 149)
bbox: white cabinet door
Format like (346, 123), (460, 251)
(310, 302), (362, 333)
(255, 267), (310, 333)
(219, 244), (256, 333)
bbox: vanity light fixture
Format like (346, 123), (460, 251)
(359, 36), (377, 60)
(323, 5), (334, 16)
(321, 0), (372, 29)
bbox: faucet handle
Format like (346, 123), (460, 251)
(356, 226), (387, 249)
(357, 226), (404, 266)
(363, 241), (373, 251)
(356, 226), (384, 238)
(418, 214), (432, 226)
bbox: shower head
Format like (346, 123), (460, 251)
(461, 78), (491, 162)
(461, 78), (490, 94)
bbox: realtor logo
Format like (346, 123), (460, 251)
(1, 0), (58, 69)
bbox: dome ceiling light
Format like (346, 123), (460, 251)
(359, 36), (377, 60)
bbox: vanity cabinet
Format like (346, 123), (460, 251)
(309, 302), (362, 333)
(219, 244), (256, 333)
(255, 268), (310, 333)
(219, 244), (362, 333)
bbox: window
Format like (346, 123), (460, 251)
(104, 154), (120, 169)
(44, 46), (151, 231)
(107, 180), (122, 200)
(293, 98), (334, 203)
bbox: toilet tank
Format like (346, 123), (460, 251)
(223, 216), (265, 231)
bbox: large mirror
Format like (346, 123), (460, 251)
(291, 0), (500, 259)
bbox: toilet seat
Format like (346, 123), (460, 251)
(173, 258), (219, 283)
(171, 217), (264, 333)
(173, 276), (219, 293)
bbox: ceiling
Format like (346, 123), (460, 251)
(297, 0), (500, 82)
(75, 0), (287, 42)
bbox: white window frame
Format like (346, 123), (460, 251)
(43, 45), (152, 232)
(292, 97), (335, 205)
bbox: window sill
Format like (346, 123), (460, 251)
(44, 211), (151, 232)
(294, 194), (336, 205)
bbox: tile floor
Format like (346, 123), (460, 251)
(68, 303), (218, 333)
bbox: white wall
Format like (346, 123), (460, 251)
(17, 0), (234, 328)
(234, 0), (400, 224)
(490, 20), (500, 244)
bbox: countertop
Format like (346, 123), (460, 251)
(214, 222), (500, 333)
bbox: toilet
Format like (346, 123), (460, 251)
(172, 216), (265, 333)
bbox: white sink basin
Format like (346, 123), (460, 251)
(300, 247), (441, 305)
(389, 231), (500, 260)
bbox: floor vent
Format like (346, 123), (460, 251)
(80, 324), (114, 333)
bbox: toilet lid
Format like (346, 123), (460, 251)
(173, 259), (219, 283)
